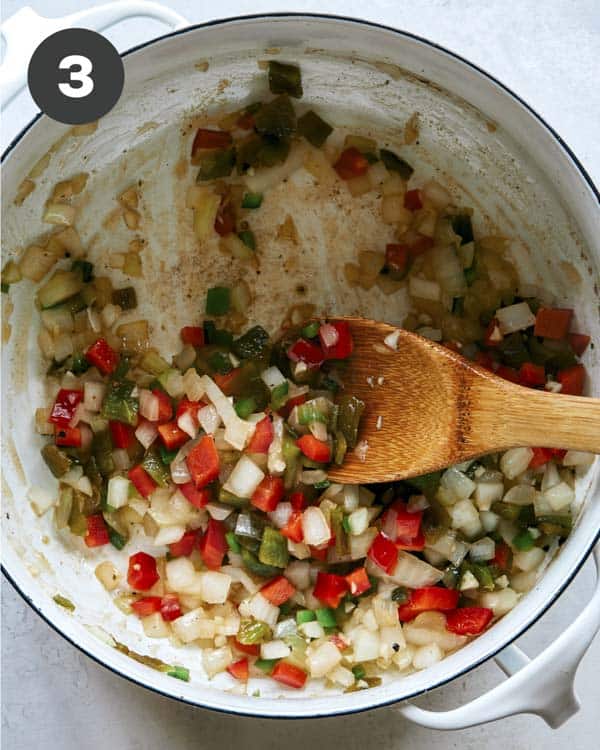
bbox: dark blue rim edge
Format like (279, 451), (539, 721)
(2, 11), (599, 722)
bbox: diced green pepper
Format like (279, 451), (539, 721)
(90, 430), (114, 476)
(166, 666), (190, 682)
(352, 664), (366, 681)
(108, 527), (127, 550)
(159, 445), (178, 465)
(237, 230), (256, 250)
(53, 594), (75, 611)
(142, 448), (171, 487)
(70, 352), (90, 375)
(315, 607), (337, 628)
(451, 214), (474, 245)
(259, 527), (289, 568)
(333, 431), (348, 466)
(512, 529), (535, 551)
(301, 321), (320, 339)
(297, 110), (333, 148)
(254, 95), (296, 138)
(1, 282), (9, 293)
(37, 270), (83, 309)
(442, 565), (460, 589)
(255, 658), (279, 674)
(469, 562), (495, 591)
(242, 192), (263, 209)
(225, 531), (242, 554)
(391, 586), (409, 603)
(208, 350), (233, 375)
(497, 332), (530, 368)
(314, 479), (330, 490)
(235, 397), (256, 419)
(491, 501), (521, 521)
(196, 147), (236, 181)
(72, 259), (94, 283)
(41, 444), (72, 478)
(380, 149), (413, 179)
(406, 471), (442, 498)
(297, 402), (328, 425)
(242, 547), (281, 577)
(112, 286), (137, 310)
(268, 60), (303, 98)
(206, 286), (231, 316)
(219, 488), (248, 508)
(337, 395), (365, 449)
(271, 381), (289, 411)
(330, 506), (348, 556)
(296, 609), (316, 625)
(232, 325), (270, 360)
(100, 380), (138, 426)
(140, 350), (170, 376)
(237, 617), (272, 645)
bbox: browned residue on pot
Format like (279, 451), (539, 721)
(560, 260), (583, 286)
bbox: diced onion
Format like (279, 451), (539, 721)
(285, 561), (310, 591)
(469, 536), (496, 562)
(201, 375), (255, 450)
(261, 366), (286, 390)
(495, 302), (536, 335)
(135, 419), (158, 449)
(348, 507), (369, 536)
(248, 593), (279, 629)
(301, 506), (331, 546)
(139, 389), (159, 421)
(112, 448), (130, 471)
(268, 501), (292, 529)
(172, 608), (206, 643)
(154, 524), (186, 546)
(502, 484), (536, 506)
(479, 588), (518, 616)
(563, 450), (595, 468)
(206, 502), (233, 521)
(200, 571), (232, 604)
(349, 528), (378, 559)
(409, 276), (441, 301)
(182, 368), (205, 402)
(299, 620), (325, 639)
(95, 561), (120, 591)
(441, 467), (476, 501)
(223, 455), (264, 498)
(261, 639), (291, 660)
(198, 404), (220, 435)
(177, 409), (198, 439)
(107, 475), (130, 509)
(542, 481), (574, 511)
(500, 447), (534, 479)
(83, 381), (105, 412)
(422, 179), (452, 209)
(368, 551), (443, 588)
(142, 612), (170, 638)
(449, 499), (482, 538)
(203, 646), (233, 678)
(166, 557), (197, 592)
(171, 460), (191, 485)
(474, 482), (504, 511)
(412, 643), (444, 670)
(308, 641), (341, 678)
(352, 627), (380, 662)
(514, 547), (545, 572)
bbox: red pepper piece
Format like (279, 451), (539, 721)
(309, 545), (329, 562)
(236, 111), (255, 130)
(313, 571), (349, 608)
(334, 147), (369, 179)
(86, 338), (119, 375)
(392, 502), (423, 540)
(319, 321), (353, 360)
(329, 633), (349, 651)
(475, 351), (495, 371)
(128, 465), (157, 499)
(289, 491), (307, 511)
(519, 362), (546, 387)
(281, 510), (304, 543)
(483, 318), (503, 347)
(568, 333), (590, 356)
(199, 518), (227, 569)
(367, 532), (398, 574)
(160, 594), (182, 622)
(279, 393), (307, 419)
(227, 657), (249, 681)
(549, 448), (567, 461)
(157, 421), (189, 451)
(131, 596), (162, 617)
(287, 338), (324, 366)
(245, 415), (274, 454)
(231, 638), (260, 656)
(168, 530), (199, 557)
(152, 389), (173, 423)
(180, 326), (205, 347)
(271, 661), (307, 689)
(109, 420), (135, 449)
(50, 388), (83, 426)
(84, 513), (110, 548)
(397, 586), (459, 622)
(187, 435), (220, 488)
(251, 475), (285, 512)
(191, 128), (232, 158)
(534, 307), (573, 340)
(296, 434), (331, 463)
(345, 567), (371, 596)
(529, 447), (554, 469)
(260, 575), (296, 606)
(557, 364), (585, 395)
(396, 530), (426, 551)
(407, 233), (435, 257)
(385, 243), (410, 278)
(54, 425), (82, 447)
(445, 606), (493, 635)
(179, 481), (211, 509)
(496, 365), (519, 383)
(492, 541), (513, 571)
(213, 368), (242, 396)
(404, 189), (423, 211)
(127, 551), (159, 591)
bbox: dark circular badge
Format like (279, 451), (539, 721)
(28, 28), (124, 125)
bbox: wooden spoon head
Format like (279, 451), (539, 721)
(328, 317), (492, 484)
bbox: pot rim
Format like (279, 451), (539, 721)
(2, 12), (599, 719)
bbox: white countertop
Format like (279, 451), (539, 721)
(1, 1), (599, 748)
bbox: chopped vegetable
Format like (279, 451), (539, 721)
(297, 110), (333, 147)
(206, 286), (231, 316)
(268, 60), (303, 98)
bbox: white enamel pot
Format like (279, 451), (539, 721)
(2, 6), (600, 729)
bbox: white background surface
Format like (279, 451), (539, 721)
(1, 1), (599, 748)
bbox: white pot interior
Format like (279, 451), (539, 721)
(2, 16), (599, 717)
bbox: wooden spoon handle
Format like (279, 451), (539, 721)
(471, 376), (600, 453)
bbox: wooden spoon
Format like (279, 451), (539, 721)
(327, 317), (600, 484)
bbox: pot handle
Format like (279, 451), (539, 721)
(396, 543), (600, 729)
(0, 2), (188, 108)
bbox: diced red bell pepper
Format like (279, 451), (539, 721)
(475, 351), (495, 371)
(407, 233), (435, 257)
(246, 416), (274, 454)
(227, 657), (249, 682)
(128, 465), (157, 499)
(131, 596), (162, 617)
(396, 530), (425, 551)
(231, 638), (260, 656)
(496, 365), (519, 383)
(191, 128), (232, 157)
(236, 111), (255, 130)
(392, 503), (423, 541)
(84, 513), (110, 548)
(152, 389), (173, 423)
(442, 340), (463, 354)
(329, 633), (349, 651)
(296, 434), (331, 463)
(160, 594), (182, 622)
(404, 189), (423, 211)
(279, 393), (307, 419)
(179, 481), (211, 509)
(549, 448), (567, 461)
(397, 586), (459, 622)
(110, 420), (135, 449)
(385, 243), (410, 278)
(568, 333), (591, 356)
(199, 518), (227, 569)
(368, 532), (398, 574)
(187, 435), (220, 488)
(313, 571), (349, 608)
(54, 425), (82, 447)
(529, 447), (554, 469)
(287, 338), (324, 366)
(127, 551), (159, 591)
(319, 321), (353, 360)
(271, 661), (307, 689)
(345, 567), (371, 596)
(213, 368), (242, 395)
(534, 307), (573, 340)
(86, 338), (119, 375)
(260, 575), (296, 606)
(492, 541), (513, 571)
(309, 545), (329, 562)
(49, 388), (83, 426)
(168, 530), (199, 557)
(251, 475), (285, 512)
(483, 318), (503, 348)
(180, 326), (205, 347)
(445, 606), (493, 635)
(214, 196), (236, 237)
(519, 362), (546, 387)
(557, 364), (585, 396)
(281, 510), (304, 543)
(289, 491), (307, 511)
(334, 147), (369, 180)
(157, 421), (189, 451)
